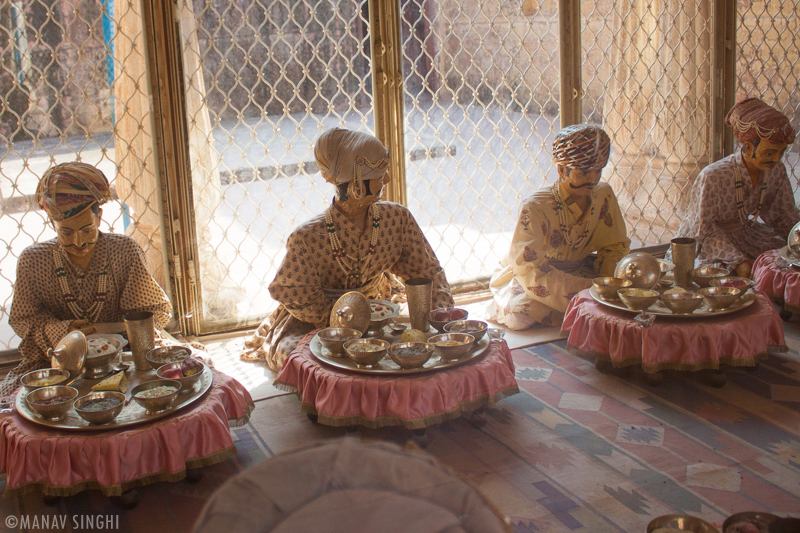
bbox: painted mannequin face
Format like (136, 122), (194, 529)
(54, 207), (102, 261)
(745, 139), (788, 173)
(557, 165), (602, 199)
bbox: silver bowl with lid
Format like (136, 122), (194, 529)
(614, 252), (662, 289)
(788, 220), (800, 256)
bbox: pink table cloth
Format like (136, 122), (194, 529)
(562, 289), (786, 373)
(0, 370), (254, 498)
(753, 249), (800, 314)
(274, 332), (519, 429)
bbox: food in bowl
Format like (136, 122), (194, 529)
(370, 302), (395, 320)
(429, 308), (468, 322)
(27, 375), (67, 387)
(135, 385), (179, 399)
(87, 338), (118, 357)
(159, 357), (204, 379)
(392, 345), (430, 357)
(78, 397), (123, 412)
(31, 395), (75, 406)
(434, 340), (466, 347)
(146, 346), (192, 367)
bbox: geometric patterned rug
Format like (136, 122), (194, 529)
(2, 336), (800, 532)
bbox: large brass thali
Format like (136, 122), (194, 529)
(15, 364), (213, 432)
(310, 334), (491, 376)
(778, 246), (800, 268)
(589, 286), (756, 318)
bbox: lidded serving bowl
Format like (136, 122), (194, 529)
(614, 252), (662, 289)
(83, 334), (127, 379)
(617, 288), (659, 311)
(427, 307), (469, 332)
(788, 220), (800, 256)
(592, 277), (632, 300)
(387, 342), (435, 369)
(691, 266), (730, 288)
(366, 299), (400, 335)
(73, 391), (126, 425)
(428, 333), (475, 361)
(698, 286), (742, 310)
(343, 338), (390, 368)
(318, 327), (362, 356)
(660, 292), (704, 314)
(20, 368), (71, 392)
(25, 385), (79, 421)
(130, 379), (182, 414)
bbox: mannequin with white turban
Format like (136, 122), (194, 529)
(243, 129), (453, 371)
(486, 124), (630, 330)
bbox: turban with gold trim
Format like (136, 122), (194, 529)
(552, 124), (611, 170)
(726, 98), (795, 145)
(314, 128), (390, 199)
(35, 162), (111, 221)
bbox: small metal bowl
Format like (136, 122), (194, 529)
(647, 514), (720, 533)
(20, 368), (71, 392)
(443, 320), (488, 343)
(73, 391), (126, 425)
(592, 277), (633, 300)
(428, 333), (475, 361)
(318, 327), (362, 357)
(698, 286), (742, 310)
(83, 334), (127, 379)
(343, 338), (390, 368)
(156, 361), (206, 394)
(617, 288), (659, 311)
(427, 307), (469, 332)
(721, 512), (778, 533)
(25, 386), (79, 421)
(710, 276), (755, 291)
(388, 342), (435, 369)
(367, 299), (400, 332)
(130, 379), (182, 415)
(661, 292), (704, 314)
(145, 346), (192, 369)
(692, 266), (730, 288)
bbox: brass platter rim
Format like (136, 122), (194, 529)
(14, 364), (213, 432)
(309, 334), (491, 376)
(778, 245), (800, 268)
(589, 286), (757, 318)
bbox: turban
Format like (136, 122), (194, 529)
(552, 124), (611, 170)
(725, 98), (795, 145)
(35, 162), (111, 221)
(314, 128), (390, 199)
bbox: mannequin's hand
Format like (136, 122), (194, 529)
(68, 319), (97, 335)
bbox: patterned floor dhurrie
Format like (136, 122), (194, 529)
(2, 337), (799, 532)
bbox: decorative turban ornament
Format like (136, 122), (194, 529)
(36, 162), (111, 221)
(552, 124), (611, 170)
(725, 98), (795, 145)
(314, 128), (390, 200)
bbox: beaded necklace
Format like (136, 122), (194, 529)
(733, 162), (767, 229)
(53, 246), (108, 322)
(325, 203), (381, 283)
(551, 183), (595, 250)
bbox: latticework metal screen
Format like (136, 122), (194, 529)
(581, 0), (713, 247)
(179, 0), (374, 328)
(399, 0), (560, 285)
(736, 0), (800, 199)
(0, 0), (162, 351)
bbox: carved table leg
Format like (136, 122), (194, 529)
(42, 495), (61, 506)
(594, 359), (611, 373)
(780, 309), (793, 322)
(411, 428), (429, 449)
(702, 369), (727, 388)
(185, 468), (203, 484)
(111, 489), (140, 509)
(645, 372), (663, 387)
(469, 409), (487, 429)
(306, 413), (319, 423)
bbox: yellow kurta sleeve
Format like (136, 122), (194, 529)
(591, 191), (631, 276)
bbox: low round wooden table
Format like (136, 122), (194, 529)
(561, 289), (786, 385)
(274, 332), (519, 430)
(0, 370), (254, 498)
(753, 248), (800, 321)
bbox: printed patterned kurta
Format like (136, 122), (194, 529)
(487, 182), (630, 327)
(243, 201), (454, 371)
(1, 233), (172, 397)
(672, 152), (800, 267)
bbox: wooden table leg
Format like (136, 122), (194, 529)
(111, 489), (140, 509)
(780, 308), (793, 322)
(594, 359), (611, 373)
(646, 372), (663, 387)
(411, 428), (429, 449)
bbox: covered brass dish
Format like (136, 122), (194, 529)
(789, 220), (800, 256)
(48, 331), (87, 385)
(613, 252), (661, 289)
(329, 291), (370, 334)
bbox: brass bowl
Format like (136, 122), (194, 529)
(661, 292), (704, 314)
(343, 338), (390, 368)
(428, 333), (475, 361)
(617, 288), (659, 311)
(592, 277), (633, 300)
(647, 514), (720, 533)
(318, 327), (362, 356)
(387, 342), (435, 369)
(710, 276), (755, 291)
(83, 334), (127, 379)
(443, 320), (488, 342)
(427, 308), (469, 332)
(156, 361), (206, 394)
(145, 346), (192, 369)
(130, 379), (182, 415)
(25, 385), (79, 421)
(74, 391), (126, 425)
(367, 299), (400, 331)
(20, 368), (71, 392)
(691, 266), (730, 288)
(614, 252), (662, 289)
(721, 512), (778, 533)
(698, 286), (742, 310)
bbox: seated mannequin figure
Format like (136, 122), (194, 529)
(672, 98), (799, 278)
(243, 128), (454, 371)
(0, 162), (172, 398)
(487, 124), (630, 330)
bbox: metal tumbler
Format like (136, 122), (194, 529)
(124, 311), (155, 371)
(671, 237), (697, 288)
(405, 277), (433, 332)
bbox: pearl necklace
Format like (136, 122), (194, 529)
(53, 246), (108, 322)
(551, 184), (595, 249)
(734, 163), (766, 229)
(325, 203), (381, 282)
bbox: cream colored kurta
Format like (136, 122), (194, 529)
(487, 182), (630, 327)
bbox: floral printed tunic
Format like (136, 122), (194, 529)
(1, 233), (172, 397)
(243, 201), (453, 371)
(487, 182), (630, 327)
(671, 152), (799, 267)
